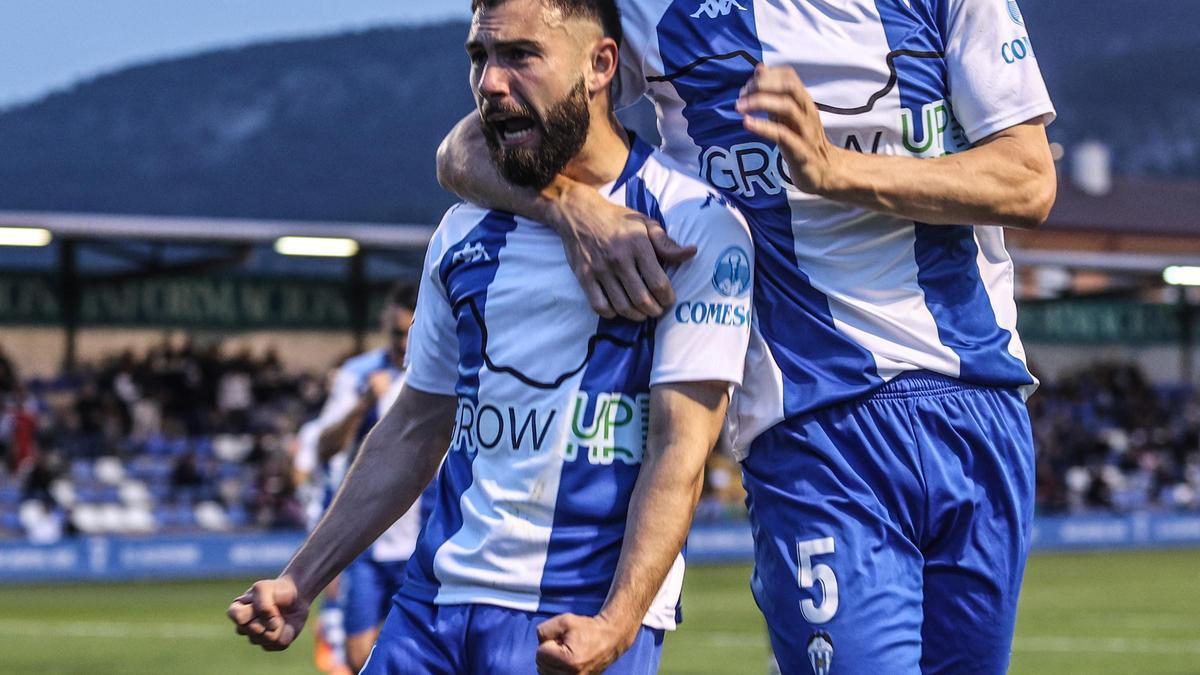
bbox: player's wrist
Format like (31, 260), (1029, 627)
(809, 146), (859, 199)
(594, 607), (641, 650)
(279, 568), (318, 605)
(538, 176), (594, 235)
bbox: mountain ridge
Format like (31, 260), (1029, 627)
(0, 5), (1196, 223)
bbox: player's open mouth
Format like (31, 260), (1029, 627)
(489, 115), (539, 147)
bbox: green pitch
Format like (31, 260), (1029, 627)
(0, 549), (1196, 674)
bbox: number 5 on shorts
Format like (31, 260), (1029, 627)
(797, 537), (839, 624)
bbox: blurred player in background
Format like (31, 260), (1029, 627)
(292, 290), (426, 673)
(439, 0), (1058, 672)
(291, 420), (350, 674)
(229, 0), (755, 671)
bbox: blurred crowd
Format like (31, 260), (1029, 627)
(0, 336), (328, 542)
(1030, 361), (1200, 514)
(2, 339), (1199, 542)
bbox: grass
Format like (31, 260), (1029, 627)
(0, 549), (1196, 673)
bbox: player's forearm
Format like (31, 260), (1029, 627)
(437, 113), (580, 225)
(599, 446), (706, 638)
(819, 121), (1056, 228)
(284, 389), (454, 601)
(598, 384), (727, 640)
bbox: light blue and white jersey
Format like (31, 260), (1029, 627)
(401, 137), (754, 631)
(312, 349), (423, 562)
(614, 0), (1055, 452)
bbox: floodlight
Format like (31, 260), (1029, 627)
(0, 226), (52, 247)
(274, 236), (360, 258)
(1164, 266), (1200, 287)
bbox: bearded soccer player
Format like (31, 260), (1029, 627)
(439, 0), (1058, 672)
(228, 0), (756, 672)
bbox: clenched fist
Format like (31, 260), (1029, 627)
(227, 576), (311, 652)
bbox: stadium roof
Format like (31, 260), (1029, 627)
(1046, 177), (1200, 237)
(1005, 176), (1200, 273)
(0, 211), (435, 250)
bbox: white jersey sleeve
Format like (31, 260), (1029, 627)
(292, 420), (321, 475)
(651, 195), (754, 387)
(404, 214), (463, 396)
(309, 366), (362, 438)
(377, 371), (407, 418)
(944, 0), (1056, 143)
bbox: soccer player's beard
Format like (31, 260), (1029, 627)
(482, 79), (591, 191)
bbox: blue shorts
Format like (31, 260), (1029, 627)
(342, 556), (408, 636)
(741, 372), (1035, 675)
(360, 598), (665, 674)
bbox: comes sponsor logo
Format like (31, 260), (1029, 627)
(1001, 37), (1032, 64)
(675, 301), (749, 327)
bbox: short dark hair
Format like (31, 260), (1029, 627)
(470, 0), (622, 45)
(386, 284), (416, 310)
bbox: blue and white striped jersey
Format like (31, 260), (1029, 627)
(402, 137), (754, 630)
(614, 0), (1055, 451)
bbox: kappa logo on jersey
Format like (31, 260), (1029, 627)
(690, 0), (746, 19)
(450, 242), (491, 267)
(713, 246), (752, 298)
(806, 632), (834, 675)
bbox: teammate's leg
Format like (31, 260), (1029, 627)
(913, 384), (1036, 674)
(741, 395), (928, 674)
(343, 556), (382, 672)
(345, 558), (408, 672)
(315, 578), (349, 674)
(468, 605), (665, 674)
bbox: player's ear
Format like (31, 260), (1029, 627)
(586, 36), (619, 95)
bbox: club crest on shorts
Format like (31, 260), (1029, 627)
(807, 631), (834, 675)
(712, 246), (751, 298)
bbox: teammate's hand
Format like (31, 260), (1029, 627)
(368, 370), (393, 400)
(227, 576), (310, 652)
(737, 64), (843, 196)
(535, 613), (635, 675)
(549, 183), (696, 322)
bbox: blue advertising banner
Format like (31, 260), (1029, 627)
(0, 532), (304, 584)
(1, 513), (1199, 584)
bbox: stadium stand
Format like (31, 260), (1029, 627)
(0, 337), (328, 540)
(3, 335), (1198, 543)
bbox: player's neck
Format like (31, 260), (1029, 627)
(559, 111), (630, 188)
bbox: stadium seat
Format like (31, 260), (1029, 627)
(69, 460), (94, 482)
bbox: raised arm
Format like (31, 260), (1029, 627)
(535, 381), (728, 674)
(438, 114), (695, 321)
(228, 385), (456, 651)
(738, 65), (1056, 228)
